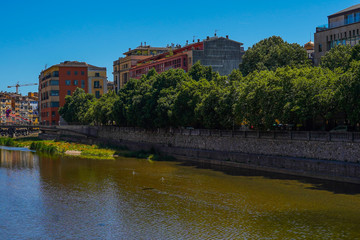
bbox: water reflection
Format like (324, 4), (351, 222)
(180, 161), (360, 195)
(0, 146), (38, 170)
(0, 148), (360, 239)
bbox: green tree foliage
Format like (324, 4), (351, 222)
(59, 88), (95, 124)
(320, 44), (352, 71)
(338, 61), (360, 126)
(239, 36), (309, 76)
(188, 61), (218, 81)
(234, 67), (341, 130)
(59, 38), (360, 131)
(91, 90), (119, 125)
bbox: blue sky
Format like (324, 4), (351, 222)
(0, 0), (358, 94)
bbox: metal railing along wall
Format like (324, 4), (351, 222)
(97, 126), (360, 143)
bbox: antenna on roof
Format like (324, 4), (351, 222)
(193, 36), (197, 42)
(44, 64), (47, 70)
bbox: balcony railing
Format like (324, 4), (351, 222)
(317, 18), (360, 32)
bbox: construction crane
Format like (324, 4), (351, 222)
(7, 82), (38, 94)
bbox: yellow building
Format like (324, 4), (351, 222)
(88, 66), (107, 98)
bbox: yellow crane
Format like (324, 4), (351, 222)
(7, 82), (38, 94)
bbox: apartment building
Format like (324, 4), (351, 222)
(39, 61), (107, 125)
(130, 35), (245, 79)
(314, 4), (360, 65)
(0, 92), (39, 125)
(113, 44), (169, 91)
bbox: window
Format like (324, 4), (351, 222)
(123, 73), (128, 84)
(95, 72), (100, 77)
(50, 80), (59, 85)
(52, 111), (56, 117)
(67, 90), (71, 95)
(50, 102), (59, 107)
(318, 44), (322, 52)
(95, 91), (100, 99)
(94, 81), (100, 88)
(50, 90), (59, 96)
(65, 80), (71, 85)
(52, 71), (59, 77)
(73, 80), (78, 85)
(74, 71), (78, 75)
(81, 80), (85, 88)
(67, 71), (71, 75)
(81, 71), (85, 76)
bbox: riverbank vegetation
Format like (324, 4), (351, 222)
(59, 36), (360, 131)
(0, 137), (172, 160)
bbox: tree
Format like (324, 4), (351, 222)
(188, 61), (218, 81)
(58, 88), (95, 124)
(239, 36), (309, 76)
(92, 90), (118, 125)
(320, 44), (352, 71)
(338, 60), (360, 126)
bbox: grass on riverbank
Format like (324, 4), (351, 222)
(0, 136), (174, 161)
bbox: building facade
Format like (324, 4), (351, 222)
(39, 61), (107, 125)
(0, 92), (39, 125)
(130, 35), (245, 79)
(113, 44), (169, 92)
(314, 4), (360, 65)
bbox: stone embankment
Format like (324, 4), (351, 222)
(41, 125), (360, 184)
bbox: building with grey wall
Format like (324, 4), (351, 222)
(192, 36), (245, 76)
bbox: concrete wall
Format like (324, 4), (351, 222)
(92, 127), (360, 163)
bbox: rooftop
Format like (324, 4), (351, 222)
(329, 4), (360, 18)
(41, 61), (106, 74)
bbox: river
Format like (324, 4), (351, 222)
(0, 146), (360, 239)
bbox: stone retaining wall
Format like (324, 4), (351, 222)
(51, 126), (360, 183)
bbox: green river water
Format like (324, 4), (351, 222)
(0, 146), (360, 239)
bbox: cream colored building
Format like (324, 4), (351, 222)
(314, 4), (360, 65)
(113, 44), (169, 92)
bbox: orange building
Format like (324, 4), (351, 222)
(39, 61), (107, 125)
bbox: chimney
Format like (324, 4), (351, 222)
(206, 36), (209, 40)
(226, 35), (229, 39)
(144, 42), (146, 46)
(198, 39), (200, 42)
(129, 48), (131, 51)
(186, 40), (189, 45)
(141, 42), (143, 46)
(215, 32), (217, 36)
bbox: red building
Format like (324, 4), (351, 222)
(129, 35), (244, 79)
(130, 42), (204, 79)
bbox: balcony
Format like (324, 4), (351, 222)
(317, 18), (360, 32)
(93, 85), (102, 89)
